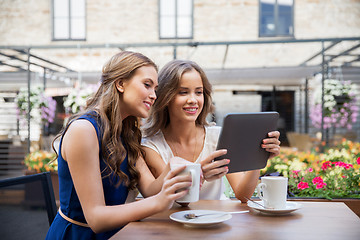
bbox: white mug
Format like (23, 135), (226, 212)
(171, 163), (201, 203)
(256, 176), (288, 209)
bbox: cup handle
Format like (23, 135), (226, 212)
(257, 183), (267, 204)
(189, 169), (195, 188)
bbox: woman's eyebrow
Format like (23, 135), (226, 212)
(145, 78), (156, 84)
(179, 86), (203, 88)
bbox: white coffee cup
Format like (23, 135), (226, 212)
(256, 176), (288, 209)
(171, 163), (201, 203)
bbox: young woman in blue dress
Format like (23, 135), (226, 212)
(46, 52), (192, 239)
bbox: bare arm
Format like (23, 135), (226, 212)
(135, 156), (171, 197)
(140, 147), (196, 197)
(144, 144), (229, 183)
(142, 146), (167, 178)
(62, 120), (191, 233)
(226, 170), (260, 202)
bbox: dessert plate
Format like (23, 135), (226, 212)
(247, 201), (302, 215)
(170, 210), (232, 227)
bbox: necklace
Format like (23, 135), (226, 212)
(168, 127), (198, 163)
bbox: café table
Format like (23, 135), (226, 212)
(110, 199), (360, 240)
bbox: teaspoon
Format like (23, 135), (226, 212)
(245, 197), (274, 209)
(184, 210), (249, 219)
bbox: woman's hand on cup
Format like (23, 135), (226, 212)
(170, 156), (204, 188)
(156, 165), (192, 211)
(262, 131), (281, 159)
(200, 149), (229, 182)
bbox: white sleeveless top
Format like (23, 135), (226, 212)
(142, 125), (227, 200)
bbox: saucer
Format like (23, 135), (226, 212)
(247, 201), (302, 215)
(170, 210), (232, 227)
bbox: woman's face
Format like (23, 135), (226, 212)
(168, 69), (204, 124)
(118, 65), (158, 119)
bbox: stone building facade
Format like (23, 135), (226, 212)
(1, 0), (359, 69)
(0, 0), (360, 143)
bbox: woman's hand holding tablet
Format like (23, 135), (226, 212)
(215, 112), (279, 173)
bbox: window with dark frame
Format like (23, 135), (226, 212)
(52, 0), (86, 41)
(259, 0), (294, 37)
(159, 0), (193, 39)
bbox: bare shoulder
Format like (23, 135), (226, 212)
(65, 120), (97, 141)
(68, 119), (96, 131)
(62, 119), (99, 160)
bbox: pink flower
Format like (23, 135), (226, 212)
(316, 181), (327, 189)
(357, 157), (360, 165)
(292, 170), (300, 177)
(308, 168), (313, 172)
(344, 164), (353, 170)
(321, 161), (332, 171)
(312, 176), (324, 185)
(334, 161), (353, 169)
(341, 175), (347, 178)
(297, 182), (309, 190)
(312, 176), (327, 189)
(334, 161), (346, 167)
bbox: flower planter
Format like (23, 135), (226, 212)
(288, 197), (360, 218)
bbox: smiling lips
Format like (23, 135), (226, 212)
(183, 107), (198, 114)
(144, 101), (152, 110)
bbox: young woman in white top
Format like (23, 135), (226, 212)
(142, 60), (281, 203)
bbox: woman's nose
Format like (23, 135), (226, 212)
(149, 89), (156, 100)
(187, 94), (196, 104)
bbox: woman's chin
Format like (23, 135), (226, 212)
(138, 111), (150, 119)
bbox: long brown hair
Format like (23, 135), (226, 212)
(144, 60), (214, 137)
(53, 51), (158, 189)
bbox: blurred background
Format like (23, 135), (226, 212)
(0, 0), (359, 178)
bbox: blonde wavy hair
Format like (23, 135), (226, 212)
(53, 51), (158, 189)
(144, 59), (214, 137)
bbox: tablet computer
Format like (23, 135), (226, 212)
(215, 112), (279, 173)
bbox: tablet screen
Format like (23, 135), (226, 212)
(215, 112), (279, 173)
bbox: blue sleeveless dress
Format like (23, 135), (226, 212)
(46, 112), (130, 239)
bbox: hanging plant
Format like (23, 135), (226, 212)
(15, 86), (57, 127)
(63, 83), (99, 114)
(310, 76), (358, 130)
